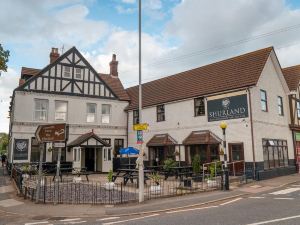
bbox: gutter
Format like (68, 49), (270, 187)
(248, 88), (256, 179)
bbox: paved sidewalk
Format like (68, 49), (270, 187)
(0, 167), (299, 219)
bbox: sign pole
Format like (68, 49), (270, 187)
(138, 0), (144, 203)
(35, 143), (44, 203)
(54, 147), (62, 205)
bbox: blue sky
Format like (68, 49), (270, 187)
(1, 0), (300, 133)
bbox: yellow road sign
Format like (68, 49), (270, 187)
(133, 123), (149, 131)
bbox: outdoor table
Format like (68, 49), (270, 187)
(120, 164), (136, 169)
(146, 165), (163, 172)
(164, 166), (193, 180)
(114, 169), (151, 185)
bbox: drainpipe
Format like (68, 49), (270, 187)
(248, 88), (256, 179)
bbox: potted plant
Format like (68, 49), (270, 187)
(105, 169), (115, 190)
(192, 154), (202, 182)
(207, 161), (222, 188)
(150, 172), (161, 194)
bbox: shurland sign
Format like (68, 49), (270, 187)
(35, 123), (67, 142)
(207, 94), (248, 122)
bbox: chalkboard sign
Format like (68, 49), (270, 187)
(14, 139), (28, 160)
(207, 94), (249, 122)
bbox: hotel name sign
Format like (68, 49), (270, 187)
(207, 94), (249, 122)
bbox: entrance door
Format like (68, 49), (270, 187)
(85, 148), (95, 171)
(229, 143), (244, 175)
(102, 147), (112, 172)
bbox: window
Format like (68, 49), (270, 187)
(133, 110), (139, 125)
(101, 104), (111, 124)
(157, 105), (165, 122)
(55, 101), (68, 121)
(64, 66), (71, 78)
(263, 139), (289, 169)
(87, 103), (96, 123)
(73, 148), (81, 162)
(34, 99), (48, 121)
(194, 97), (205, 116)
(30, 138), (46, 162)
(75, 68), (82, 79)
(297, 101), (300, 118)
(103, 139), (112, 162)
(114, 139), (124, 156)
(277, 96), (284, 116)
(260, 90), (268, 112)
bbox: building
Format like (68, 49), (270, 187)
(8, 47), (130, 172)
(127, 47), (296, 179)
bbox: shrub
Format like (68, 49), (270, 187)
(192, 154), (201, 174)
(107, 169), (113, 182)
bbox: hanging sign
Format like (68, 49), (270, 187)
(137, 130), (143, 144)
(207, 94), (248, 122)
(13, 139), (29, 160)
(35, 123), (67, 142)
(133, 123), (149, 131)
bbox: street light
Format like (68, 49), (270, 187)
(220, 121), (229, 190)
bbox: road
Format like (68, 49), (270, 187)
(4, 182), (300, 225)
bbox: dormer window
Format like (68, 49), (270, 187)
(75, 68), (82, 79)
(64, 66), (71, 78)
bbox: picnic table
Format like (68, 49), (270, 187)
(120, 164), (136, 169)
(146, 165), (163, 172)
(163, 166), (193, 180)
(52, 167), (91, 182)
(113, 169), (151, 186)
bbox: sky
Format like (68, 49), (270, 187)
(1, 0), (300, 133)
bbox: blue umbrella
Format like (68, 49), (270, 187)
(119, 147), (139, 155)
(119, 147), (139, 165)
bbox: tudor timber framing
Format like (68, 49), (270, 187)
(289, 94), (300, 130)
(16, 47), (117, 100)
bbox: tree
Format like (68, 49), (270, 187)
(0, 44), (10, 75)
(0, 133), (9, 154)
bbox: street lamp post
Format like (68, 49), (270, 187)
(220, 121), (229, 191)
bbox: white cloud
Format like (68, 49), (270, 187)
(0, 68), (19, 133)
(116, 5), (136, 14)
(121, 0), (136, 4)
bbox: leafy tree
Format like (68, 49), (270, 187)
(0, 133), (9, 153)
(0, 44), (10, 75)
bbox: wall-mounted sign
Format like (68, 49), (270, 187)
(133, 123), (149, 131)
(14, 139), (28, 160)
(137, 130), (143, 144)
(207, 94), (248, 122)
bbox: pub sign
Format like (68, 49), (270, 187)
(14, 139), (29, 160)
(207, 94), (249, 122)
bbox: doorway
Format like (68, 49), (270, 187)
(85, 148), (95, 171)
(229, 143), (244, 175)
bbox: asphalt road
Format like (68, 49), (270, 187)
(6, 182), (300, 225)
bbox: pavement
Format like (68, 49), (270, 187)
(0, 166), (300, 220)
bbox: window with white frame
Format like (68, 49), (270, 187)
(34, 99), (48, 121)
(101, 104), (111, 124)
(64, 66), (71, 78)
(73, 148), (81, 162)
(103, 139), (111, 161)
(297, 101), (300, 119)
(87, 103), (96, 122)
(260, 89), (268, 112)
(75, 68), (82, 79)
(55, 101), (68, 121)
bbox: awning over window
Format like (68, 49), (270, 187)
(182, 130), (221, 145)
(68, 132), (110, 148)
(147, 134), (178, 147)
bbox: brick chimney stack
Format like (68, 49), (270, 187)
(109, 54), (118, 77)
(50, 48), (60, 64)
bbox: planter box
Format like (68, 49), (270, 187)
(105, 182), (115, 190)
(150, 185), (161, 195)
(207, 180), (217, 188)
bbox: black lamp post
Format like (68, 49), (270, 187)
(220, 121), (229, 191)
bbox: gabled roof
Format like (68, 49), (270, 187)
(68, 132), (110, 147)
(282, 65), (300, 91)
(146, 133), (178, 147)
(182, 130), (221, 145)
(126, 47), (274, 110)
(99, 74), (130, 101)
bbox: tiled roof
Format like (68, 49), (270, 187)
(126, 47), (273, 110)
(146, 134), (178, 147)
(282, 65), (300, 91)
(21, 67), (41, 76)
(68, 132), (110, 147)
(182, 130), (221, 145)
(99, 74), (130, 101)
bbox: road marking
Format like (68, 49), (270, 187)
(273, 197), (294, 200)
(103, 214), (160, 225)
(63, 222), (86, 224)
(25, 222), (49, 225)
(219, 197), (243, 206)
(166, 205), (218, 214)
(249, 197), (265, 199)
(60, 218), (81, 222)
(97, 217), (120, 221)
(269, 187), (300, 195)
(291, 184), (300, 187)
(246, 214), (300, 225)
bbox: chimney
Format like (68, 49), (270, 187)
(19, 78), (25, 86)
(50, 47), (60, 64)
(109, 54), (118, 77)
